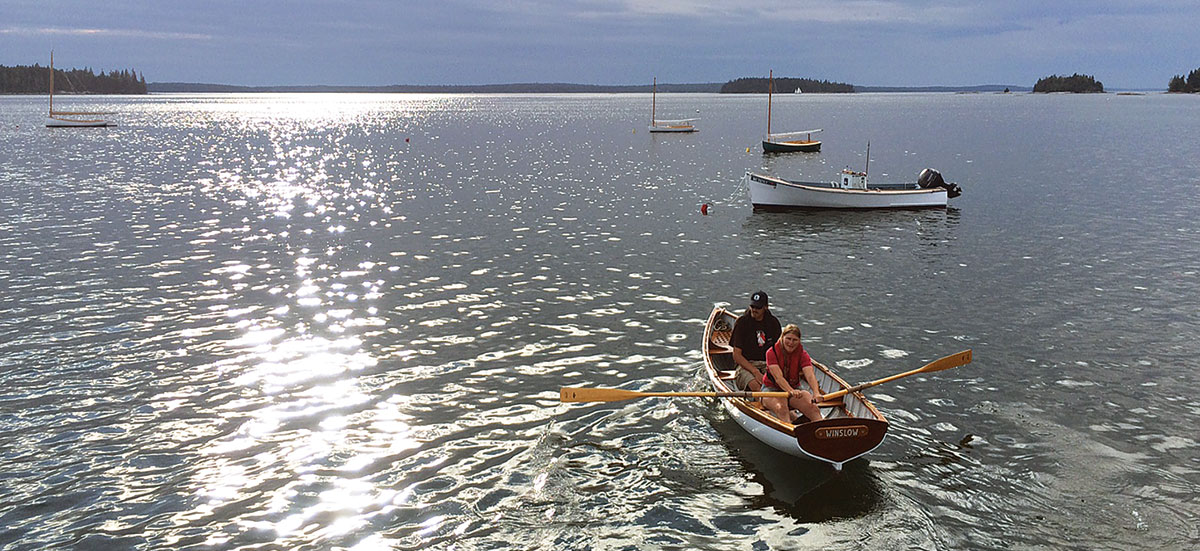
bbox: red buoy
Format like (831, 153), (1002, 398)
(701, 203), (709, 215)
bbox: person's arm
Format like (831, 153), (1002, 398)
(765, 348), (796, 395)
(799, 349), (822, 401)
(730, 320), (763, 378)
(732, 347), (763, 380)
(766, 362), (796, 394)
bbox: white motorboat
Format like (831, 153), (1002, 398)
(746, 166), (962, 210)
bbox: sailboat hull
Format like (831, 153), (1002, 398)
(762, 139), (821, 153)
(46, 117), (111, 128)
(649, 125), (697, 133)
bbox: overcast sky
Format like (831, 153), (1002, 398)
(2, 1), (1196, 88)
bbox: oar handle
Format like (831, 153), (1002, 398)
(820, 388), (852, 402)
(722, 391), (789, 399)
(819, 380), (876, 401)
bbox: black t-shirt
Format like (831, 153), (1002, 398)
(731, 310), (782, 361)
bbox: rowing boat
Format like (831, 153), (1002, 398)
(702, 305), (888, 470)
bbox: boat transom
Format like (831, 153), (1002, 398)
(815, 425), (870, 439)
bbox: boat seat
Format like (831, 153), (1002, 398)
(710, 329), (732, 347)
(717, 370), (736, 381)
(709, 329), (734, 354)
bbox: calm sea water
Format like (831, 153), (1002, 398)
(1, 91), (1198, 550)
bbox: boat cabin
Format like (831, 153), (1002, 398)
(839, 170), (868, 190)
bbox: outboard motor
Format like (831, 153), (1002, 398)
(917, 168), (962, 198)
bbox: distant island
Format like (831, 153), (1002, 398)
(1168, 68), (1200, 93)
(1032, 73), (1104, 93)
(0, 64), (147, 94)
(720, 77), (853, 94)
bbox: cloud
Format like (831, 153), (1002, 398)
(0, 26), (212, 41)
(585, 0), (980, 25)
(2, 0), (1196, 87)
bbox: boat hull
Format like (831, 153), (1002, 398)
(46, 117), (111, 128)
(746, 172), (947, 209)
(762, 139), (820, 153)
(649, 125), (697, 133)
(703, 306), (888, 470)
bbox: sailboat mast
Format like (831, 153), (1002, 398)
(865, 141), (871, 175)
(49, 50), (54, 115)
(651, 77), (657, 127)
(767, 70), (773, 135)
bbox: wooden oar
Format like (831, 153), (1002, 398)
(560, 387), (790, 403)
(817, 349), (972, 404)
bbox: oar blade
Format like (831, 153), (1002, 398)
(560, 387), (645, 403)
(920, 349), (972, 373)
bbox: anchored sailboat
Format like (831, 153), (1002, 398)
(649, 77), (697, 133)
(46, 52), (113, 128)
(762, 70), (819, 152)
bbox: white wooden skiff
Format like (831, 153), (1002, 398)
(703, 306), (888, 470)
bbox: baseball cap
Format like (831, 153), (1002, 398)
(750, 291), (768, 308)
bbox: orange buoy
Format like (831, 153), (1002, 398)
(701, 203), (709, 215)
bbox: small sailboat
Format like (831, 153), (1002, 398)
(46, 52), (112, 128)
(762, 70), (820, 153)
(649, 77), (697, 133)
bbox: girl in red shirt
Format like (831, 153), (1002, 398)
(761, 324), (825, 424)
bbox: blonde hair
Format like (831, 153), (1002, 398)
(780, 324), (801, 338)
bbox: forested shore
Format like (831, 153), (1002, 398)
(1032, 73), (1104, 93)
(0, 64), (147, 94)
(720, 77), (854, 93)
(1168, 68), (1200, 93)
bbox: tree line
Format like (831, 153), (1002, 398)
(1168, 68), (1200, 93)
(720, 77), (854, 94)
(1032, 73), (1104, 93)
(0, 64), (148, 94)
